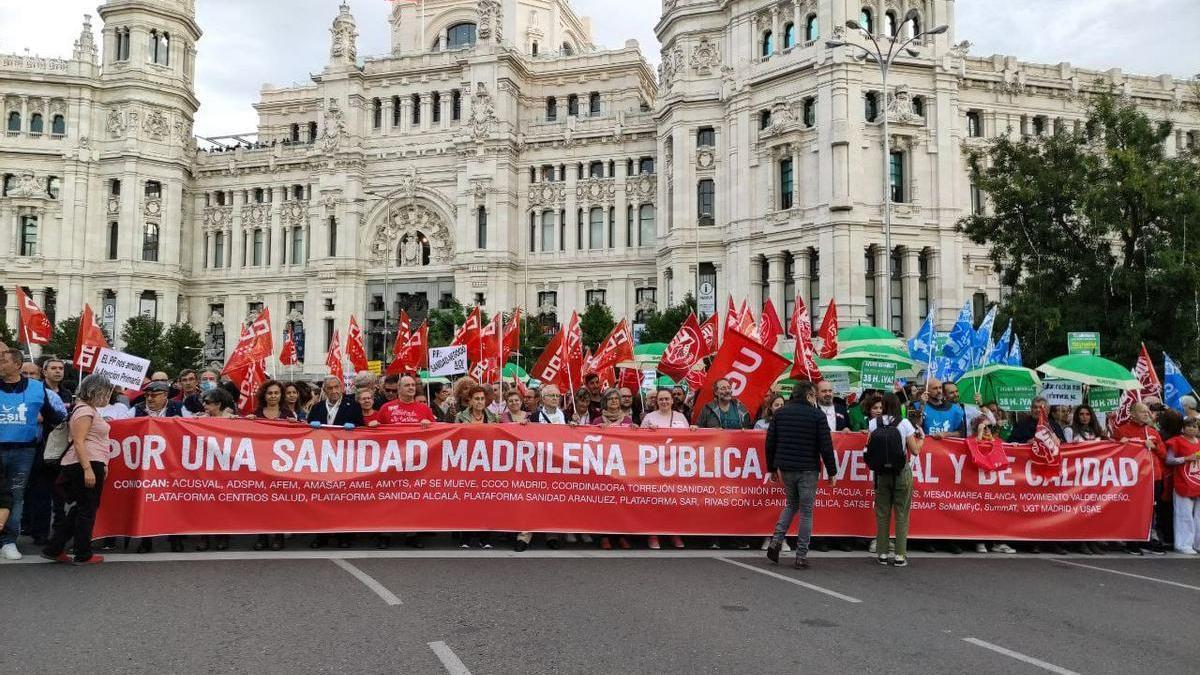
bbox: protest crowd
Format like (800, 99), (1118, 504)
(1, 290), (1198, 568)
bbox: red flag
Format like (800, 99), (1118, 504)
(817, 299), (839, 358)
(789, 295), (823, 382)
(684, 363), (707, 392)
(759, 298), (785, 351)
(15, 287), (52, 346)
(236, 360), (267, 416)
(737, 299), (757, 340)
(725, 296), (739, 334)
(1030, 407), (1062, 468)
(222, 308), (274, 377)
(389, 321), (428, 376)
(73, 303), (109, 373)
(326, 329), (345, 381)
(1114, 343), (1162, 426)
(279, 328), (298, 367)
(564, 311), (585, 390)
(389, 309), (411, 369)
(512, 372), (531, 399)
(452, 305), (484, 362)
(469, 357), (500, 384)
(529, 329), (568, 389)
(618, 367), (641, 393)
(691, 329), (790, 424)
(479, 313), (501, 358)
(659, 313), (704, 382)
(503, 309), (521, 361)
(346, 315), (369, 373)
(589, 319), (634, 374)
(698, 313), (719, 357)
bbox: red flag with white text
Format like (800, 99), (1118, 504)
(222, 308), (274, 378)
(659, 313), (704, 382)
(73, 303), (110, 373)
(817, 299), (839, 358)
(279, 329), (299, 367)
(699, 313), (719, 357)
(1113, 343), (1161, 426)
(326, 330), (345, 382)
(691, 329), (790, 425)
(789, 295), (823, 382)
(589, 319), (634, 374)
(759, 298), (784, 351)
(236, 360), (267, 416)
(346, 315), (370, 373)
(15, 287), (52, 346)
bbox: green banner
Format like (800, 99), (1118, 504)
(1088, 386), (1122, 413)
(1067, 332), (1101, 356)
(860, 360), (898, 390)
(996, 384), (1036, 411)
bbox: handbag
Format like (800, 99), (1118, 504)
(43, 405), (82, 466)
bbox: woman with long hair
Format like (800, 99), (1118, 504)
(283, 381), (310, 421)
(1070, 405), (1108, 442)
(639, 387), (691, 550)
(42, 374), (115, 565)
(252, 379), (296, 421)
(754, 392), (786, 431)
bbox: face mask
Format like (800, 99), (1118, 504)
(200, 380), (216, 393)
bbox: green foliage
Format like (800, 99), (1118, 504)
(0, 314), (16, 347)
(159, 322), (205, 377)
(45, 315), (82, 363)
(517, 313), (552, 369)
(118, 315), (204, 378)
(638, 294), (697, 344)
(579, 302), (616, 352)
(958, 91), (1200, 377)
(427, 298), (467, 347)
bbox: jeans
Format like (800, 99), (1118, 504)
(874, 465), (914, 558)
(771, 470), (819, 558)
(45, 462), (106, 562)
(0, 446), (37, 545)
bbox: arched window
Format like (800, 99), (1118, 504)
(541, 211), (555, 251)
(589, 208), (604, 249)
(411, 93), (421, 125)
(107, 222), (119, 260)
(143, 223), (160, 262)
(159, 32), (170, 65)
(29, 113), (43, 134)
(761, 30), (773, 57)
(446, 22), (477, 50)
(805, 14), (819, 42)
(884, 11), (897, 38)
(546, 96), (557, 121)
(588, 92), (600, 116)
(115, 27), (131, 62)
(783, 23), (795, 49)
(567, 94), (579, 116)
(372, 98), (382, 129)
(860, 8), (874, 33)
(51, 114), (65, 136)
(290, 123), (300, 142)
(966, 111), (982, 137)
(910, 14), (922, 38)
(476, 206), (487, 249)
(638, 204), (655, 247)
(589, 161), (604, 178)
(7, 111), (21, 132)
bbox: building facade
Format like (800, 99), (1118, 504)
(1, 0), (1196, 372)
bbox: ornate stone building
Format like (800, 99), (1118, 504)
(1, 0), (1196, 372)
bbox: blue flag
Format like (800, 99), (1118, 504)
(940, 301), (975, 381)
(987, 320), (1012, 366)
(973, 306), (998, 367)
(1005, 335), (1023, 366)
(1163, 353), (1194, 412)
(908, 312), (936, 365)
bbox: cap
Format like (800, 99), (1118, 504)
(145, 381), (171, 393)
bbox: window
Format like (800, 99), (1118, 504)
(559, 209), (566, 251)
(149, 30), (170, 65)
(910, 14), (922, 38)
(561, 42), (573, 56)
(803, 97), (816, 127)
(779, 159), (794, 210)
(918, 250), (930, 318)
(638, 157), (655, 174)
(864, 247), (877, 326)
(253, 188), (265, 204)
(432, 92), (441, 123)
(865, 92), (879, 122)
(911, 96), (925, 118)
(697, 179), (715, 225)
(328, 216), (338, 256)
(6, 111), (20, 132)
(890, 248), (903, 333)
(214, 191), (225, 206)
(697, 126), (715, 147)
(447, 22), (477, 50)
(537, 291), (557, 311)
(107, 222), (119, 260)
(973, 292), (988, 323)
(1, 174), (12, 196)
(967, 111), (982, 138)
(589, 208), (604, 249)
(759, 110), (772, 130)
(638, 204), (655, 247)
(452, 89), (462, 121)
(541, 211), (555, 251)
(292, 185), (305, 200)
(805, 14), (819, 42)
(860, 8), (874, 33)
(291, 226), (304, 264)
(761, 30), (773, 57)
(290, 123), (301, 142)
(889, 151), (906, 203)
(589, 161), (604, 178)
(30, 113), (43, 134)
(213, 231), (225, 268)
(589, 92), (601, 116)
(528, 212), (536, 252)
(546, 96), (557, 121)
(1033, 116), (1046, 136)
(884, 11), (897, 38)
(142, 223), (160, 261)
(476, 206), (487, 249)
(635, 288), (656, 322)
(808, 248), (821, 324)
(110, 179), (121, 196)
(970, 182), (985, 215)
(50, 114), (65, 136)
(19, 215), (38, 256)
(586, 290), (607, 306)
(308, 121), (318, 142)
(45, 176), (61, 200)
(783, 23), (795, 49)
(145, 180), (161, 199)
(411, 94), (421, 125)
(252, 229), (264, 266)
(372, 98), (382, 129)
(608, 206), (615, 248)
(531, 42), (538, 56)
(115, 27), (131, 62)
(567, 95), (579, 116)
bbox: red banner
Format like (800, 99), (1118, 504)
(93, 421), (1153, 541)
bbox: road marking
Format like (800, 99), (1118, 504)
(962, 637), (1080, 675)
(330, 558), (402, 606)
(716, 557), (863, 603)
(1052, 559), (1200, 592)
(428, 641), (473, 675)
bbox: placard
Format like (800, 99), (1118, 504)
(1068, 332), (1101, 356)
(641, 368), (657, 393)
(823, 371), (852, 395)
(93, 348), (150, 390)
(366, 360), (382, 376)
(1088, 386), (1122, 413)
(996, 384), (1036, 411)
(429, 345), (468, 377)
(860, 360), (898, 390)
(1042, 379), (1083, 406)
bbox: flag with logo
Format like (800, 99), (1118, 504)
(388, 309), (411, 370)
(986, 319), (1013, 366)
(73, 303), (110, 373)
(279, 328), (299, 367)
(222, 308), (274, 379)
(759, 298), (785, 351)
(1114, 343), (1161, 426)
(346, 315), (370, 373)
(236, 360), (267, 416)
(1163, 353), (1195, 413)
(15, 287), (52, 346)
(390, 321), (428, 376)
(530, 329), (568, 390)
(789, 295), (823, 382)
(588, 319), (634, 374)
(1005, 334), (1023, 367)
(1029, 406), (1062, 472)
(659, 312), (705, 382)
(691, 329), (790, 425)
(940, 301), (975, 381)
(326, 329), (345, 382)
(973, 305), (997, 368)
(452, 305), (484, 363)
(698, 313), (719, 357)
(816, 299), (839, 358)
(737, 299), (757, 341)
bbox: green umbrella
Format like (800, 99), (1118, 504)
(954, 365), (1040, 405)
(633, 342), (667, 365)
(417, 370), (450, 385)
(501, 362), (529, 380)
(655, 375), (676, 387)
(836, 343), (921, 376)
(837, 325), (905, 351)
(780, 355), (859, 375)
(1037, 354), (1140, 390)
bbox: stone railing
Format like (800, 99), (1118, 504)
(0, 53), (71, 73)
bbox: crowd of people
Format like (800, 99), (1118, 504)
(2, 346), (1198, 566)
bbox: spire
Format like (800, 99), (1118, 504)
(329, 2), (358, 68)
(73, 14), (97, 62)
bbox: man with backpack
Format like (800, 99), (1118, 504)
(764, 381), (838, 569)
(866, 393), (924, 567)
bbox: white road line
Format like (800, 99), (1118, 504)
(1052, 559), (1200, 592)
(428, 641), (473, 675)
(330, 558), (402, 606)
(716, 557), (863, 604)
(962, 637), (1080, 675)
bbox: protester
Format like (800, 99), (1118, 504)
(429, 383), (453, 422)
(570, 389), (592, 424)
(40, 357), (73, 405)
(592, 388), (633, 428)
(1113, 402), (1168, 555)
(1166, 417), (1200, 554)
(815, 380), (849, 431)
(917, 379), (964, 439)
(174, 369), (203, 414)
(671, 386), (692, 420)
(867, 393), (922, 567)
(40, 373), (114, 565)
(696, 379), (751, 430)
(282, 382), (307, 421)
(848, 390), (881, 431)
(643, 388), (692, 430)
(24, 357), (70, 546)
(618, 387), (641, 426)
(486, 383), (507, 417)
(1009, 398), (1065, 443)
(133, 381), (187, 553)
(583, 374), (604, 421)
(356, 388), (382, 426)
(501, 390), (528, 423)
(379, 374), (400, 403)
(1070, 405), (1108, 442)
(1052, 405), (1075, 443)
(764, 382), (838, 569)
(378, 375), (436, 426)
(198, 388), (237, 419)
(514, 385), (567, 552)
(1181, 395), (1199, 421)
(456, 384), (496, 549)
(308, 376), (364, 427)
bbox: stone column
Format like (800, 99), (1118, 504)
(615, 159), (629, 250)
(874, 246), (888, 328)
(767, 252), (786, 319)
(381, 98), (392, 137)
(419, 94), (431, 131)
(230, 190), (244, 269)
(902, 247), (921, 335)
(400, 96), (412, 133)
(440, 90), (451, 130)
(270, 186), (284, 270)
(794, 250), (811, 313)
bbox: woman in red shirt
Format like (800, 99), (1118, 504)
(1167, 417), (1200, 554)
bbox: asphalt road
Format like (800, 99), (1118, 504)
(3, 539), (1197, 674)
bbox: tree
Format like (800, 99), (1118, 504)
(638, 294), (697, 344)
(959, 91), (1200, 376)
(517, 313), (552, 368)
(120, 315), (166, 369)
(45, 314), (82, 362)
(159, 322), (205, 376)
(579, 302), (616, 351)
(426, 298), (467, 347)
(0, 314), (16, 347)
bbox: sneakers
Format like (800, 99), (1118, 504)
(1177, 547), (1198, 555)
(1, 543), (22, 560)
(514, 540), (529, 553)
(868, 539), (877, 554)
(975, 543), (988, 554)
(793, 557), (809, 570)
(670, 536), (685, 549)
(992, 543), (1017, 554)
(760, 537), (771, 551)
(877, 555), (889, 566)
(893, 555), (908, 567)
(40, 551), (72, 563)
(74, 555), (104, 565)
(766, 541), (781, 564)
(647, 536), (661, 550)
(565, 534), (578, 544)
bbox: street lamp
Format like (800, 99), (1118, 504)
(827, 12), (948, 334)
(358, 188), (411, 370)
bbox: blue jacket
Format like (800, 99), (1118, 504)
(0, 377), (62, 447)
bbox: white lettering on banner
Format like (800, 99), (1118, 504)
(0, 402), (29, 425)
(429, 346), (468, 377)
(93, 347), (151, 390)
(726, 347), (764, 396)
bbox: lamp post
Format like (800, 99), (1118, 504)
(826, 10), (947, 334)
(360, 188), (410, 370)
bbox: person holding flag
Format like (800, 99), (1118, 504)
(1113, 402), (1168, 555)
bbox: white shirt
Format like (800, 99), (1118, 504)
(324, 398), (341, 422)
(819, 404), (837, 432)
(98, 402), (133, 421)
(869, 416), (918, 445)
(537, 407), (566, 425)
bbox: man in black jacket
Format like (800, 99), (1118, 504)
(307, 376), (364, 427)
(765, 381), (838, 569)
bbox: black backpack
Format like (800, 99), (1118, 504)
(864, 421), (907, 474)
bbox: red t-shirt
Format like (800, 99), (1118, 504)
(362, 409), (383, 426)
(1168, 436), (1200, 498)
(1113, 421), (1166, 480)
(378, 399), (436, 425)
